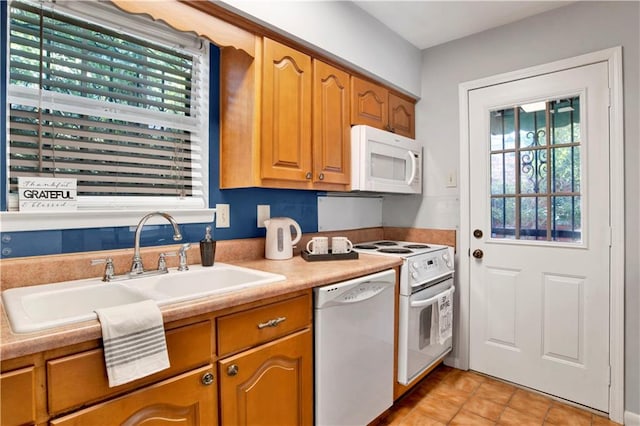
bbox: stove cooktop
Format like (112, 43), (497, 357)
(352, 240), (448, 257)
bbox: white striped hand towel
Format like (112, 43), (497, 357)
(95, 299), (170, 388)
(437, 287), (454, 344)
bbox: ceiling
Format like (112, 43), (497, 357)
(352, 1), (574, 50)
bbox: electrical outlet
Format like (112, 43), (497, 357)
(257, 204), (270, 228)
(215, 203), (230, 228)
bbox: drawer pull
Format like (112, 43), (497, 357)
(257, 316), (287, 329)
(227, 364), (239, 377)
(201, 372), (215, 385)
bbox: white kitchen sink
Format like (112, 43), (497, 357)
(2, 263), (285, 333)
(2, 281), (150, 333)
(134, 264), (286, 305)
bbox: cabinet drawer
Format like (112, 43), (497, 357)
(48, 320), (212, 414)
(50, 365), (217, 426)
(217, 294), (311, 357)
(1, 366), (36, 426)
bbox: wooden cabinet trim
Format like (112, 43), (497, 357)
(111, 0), (256, 57)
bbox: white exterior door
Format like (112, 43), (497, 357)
(468, 62), (610, 411)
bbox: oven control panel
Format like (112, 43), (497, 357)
(407, 248), (454, 287)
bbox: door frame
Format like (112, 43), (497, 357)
(456, 47), (624, 423)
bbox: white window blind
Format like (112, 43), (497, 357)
(7, 0), (209, 210)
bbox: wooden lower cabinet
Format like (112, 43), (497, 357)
(0, 366), (36, 425)
(218, 328), (313, 426)
(50, 365), (217, 426)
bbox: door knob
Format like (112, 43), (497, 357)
(473, 229), (483, 239)
(472, 249), (484, 259)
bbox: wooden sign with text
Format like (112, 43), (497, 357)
(18, 177), (78, 211)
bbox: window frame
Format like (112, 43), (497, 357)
(2, 0), (214, 231)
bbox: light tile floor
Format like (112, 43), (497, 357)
(377, 365), (620, 426)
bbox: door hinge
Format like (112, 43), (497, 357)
(609, 227), (613, 248)
(608, 365), (612, 386)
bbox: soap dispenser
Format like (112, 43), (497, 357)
(200, 226), (215, 266)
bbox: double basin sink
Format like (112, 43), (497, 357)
(2, 263), (286, 333)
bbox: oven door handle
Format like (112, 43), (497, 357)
(410, 286), (455, 308)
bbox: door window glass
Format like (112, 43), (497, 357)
(489, 97), (581, 242)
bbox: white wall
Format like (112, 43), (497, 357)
(218, 0), (422, 97)
(384, 0), (639, 417)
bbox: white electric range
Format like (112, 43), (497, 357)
(353, 240), (456, 386)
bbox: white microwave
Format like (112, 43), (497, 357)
(350, 125), (423, 194)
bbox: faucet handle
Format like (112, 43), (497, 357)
(178, 243), (191, 271)
(91, 257), (115, 282)
(157, 253), (168, 273)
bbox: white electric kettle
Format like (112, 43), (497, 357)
(264, 217), (302, 260)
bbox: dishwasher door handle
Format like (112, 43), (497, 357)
(410, 286), (455, 308)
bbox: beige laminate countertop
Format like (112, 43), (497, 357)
(0, 253), (401, 361)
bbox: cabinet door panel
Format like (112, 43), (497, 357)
(50, 366), (216, 426)
(261, 38), (312, 182)
(0, 366), (36, 426)
(219, 329), (312, 426)
(389, 93), (415, 138)
(351, 77), (388, 129)
(313, 60), (350, 185)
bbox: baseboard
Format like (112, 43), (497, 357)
(625, 410), (640, 426)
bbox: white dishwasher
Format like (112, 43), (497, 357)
(314, 269), (395, 426)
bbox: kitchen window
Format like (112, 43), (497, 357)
(3, 0), (211, 230)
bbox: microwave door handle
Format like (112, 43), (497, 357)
(406, 151), (417, 185)
(409, 286), (455, 308)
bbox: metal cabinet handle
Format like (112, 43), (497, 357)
(257, 316), (287, 329)
(227, 364), (239, 377)
(201, 372), (214, 385)
(318, 173), (325, 180)
(305, 172), (312, 179)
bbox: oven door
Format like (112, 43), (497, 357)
(398, 277), (454, 385)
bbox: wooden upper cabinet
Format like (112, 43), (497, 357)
(351, 76), (416, 139)
(313, 60), (351, 185)
(351, 76), (389, 129)
(261, 38), (312, 182)
(389, 93), (415, 138)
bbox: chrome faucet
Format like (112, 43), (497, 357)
(131, 212), (182, 275)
